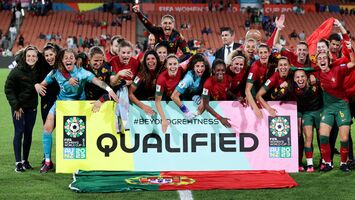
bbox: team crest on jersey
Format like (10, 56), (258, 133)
(178, 81), (186, 88)
(156, 84), (161, 92)
(134, 76), (140, 84)
(248, 73), (253, 79)
(202, 88), (209, 95)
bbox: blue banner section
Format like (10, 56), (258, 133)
(129, 101), (250, 171)
(328, 5), (340, 13)
(239, 0), (260, 4)
(53, 3), (75, 11)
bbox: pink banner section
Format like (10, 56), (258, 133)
(219, 101), (298, 172)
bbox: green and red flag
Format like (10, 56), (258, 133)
(69, 170), (298, 192)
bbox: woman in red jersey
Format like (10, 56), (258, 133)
(155, 54), (188, 133)
(226, 50), (249, 101)
(316, 48), (355, 172)
(201, 59), (231, 128)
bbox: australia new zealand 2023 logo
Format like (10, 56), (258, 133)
(269, 116), (291, 158)
(63, 116), (86, 159)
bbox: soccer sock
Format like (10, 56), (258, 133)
(299, 135), (304, 166)
(42, 131), (52, 161)
(320, 135), (331, 163)
(340, 141), (349, 163)
(305, 147), (313, 166)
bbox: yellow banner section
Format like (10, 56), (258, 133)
(340, 5), (355, 10)
(78, 3), (103, 12)
(56, 101), (134, 173)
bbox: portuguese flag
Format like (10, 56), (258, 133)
(69, 170), (298, 192)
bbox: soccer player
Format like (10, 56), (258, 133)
(243, 38), (257, 67)
(256, 57), (291, 117)
(35, 49), (119, 173)
(132, 4), (191, 62)
(40, 43), (61, 123)
(316, 48), (355, 172)
(171, 53), (210, 120)
(155, 54), (187, 133)
(226, 50), (248, 100)
(273, 16), (311, 69)
(329, 19), (350, 60)
(292, 69), (323, 172)
(245, 44), (274, 119)
(105, 35), (123, 62)
(5, 46), (41, 172)
(137, 33), (156, 62)
(110, 39), (137, 133)
(129, 50), (163, 115)
(155, 42), (169, 65)
(201, 59), (231, 128)
(84, 46), (116, 112)
(315, 39), (353, 163)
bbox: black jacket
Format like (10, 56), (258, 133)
(5, 63), (41, 110)
(214, 42), (242, 62)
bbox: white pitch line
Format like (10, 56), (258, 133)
(178, 190), (193, 200)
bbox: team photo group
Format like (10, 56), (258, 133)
(4, 3), (355, 176)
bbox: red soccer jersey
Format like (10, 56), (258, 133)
(229, 70), (246, 98)
(202, 75), (231, 100)
(109, 56), (139, 81)
(247, 60), (268, 87)
(318, 63), (350, 102)
(281, 48), (306, 68)
(105, 51), (116, 63)
(344, 70), (355, 99)
(263, 72), (287, 91)
(155, 67), (184, 99)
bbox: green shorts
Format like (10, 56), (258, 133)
(300, 109), (322, 129)
(321, 100), (351, 127)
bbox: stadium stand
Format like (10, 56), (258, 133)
(145, 11), (355, 51)
(9, 2), (355, 53)
(0, 11), (12, 36)
(13, 10), (136, 52)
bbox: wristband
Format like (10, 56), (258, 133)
(99, 96), (105, 103)
(179, 104), (188, 113)
(105, 86), (113, 92)
(216, 114), (222, 120)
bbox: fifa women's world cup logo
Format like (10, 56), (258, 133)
(268, 116), (291, 158)
(65, 117), (86, 138)
(63, 116), (87, 159)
